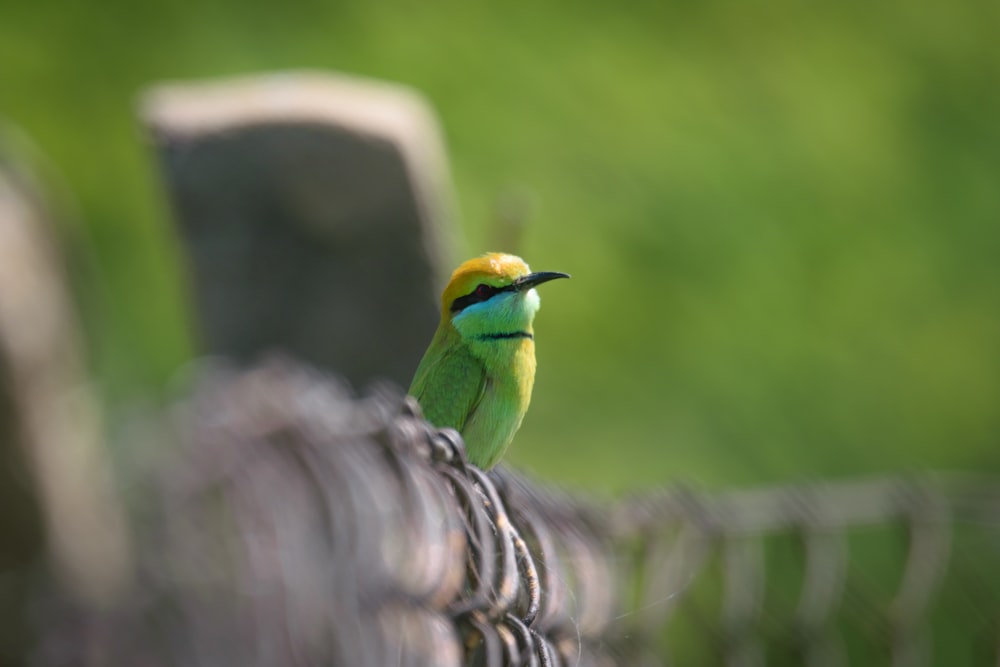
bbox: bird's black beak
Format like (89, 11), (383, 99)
(514, 271), (571, 291)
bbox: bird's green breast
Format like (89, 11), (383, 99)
(409, 326), (536, 469)
(461, 336), (536, 468)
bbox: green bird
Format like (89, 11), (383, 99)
(409, 253), (569, 469)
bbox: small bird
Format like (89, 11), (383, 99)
(409, 253), (569, 469)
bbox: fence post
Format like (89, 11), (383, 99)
(141, 71), (459, 389)
(0, 127), (130, 632)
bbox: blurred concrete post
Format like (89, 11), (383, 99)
(0, 128), (130, 637)
(141, 72), (458, 389)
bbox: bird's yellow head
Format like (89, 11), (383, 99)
(440, 253), (569, 341)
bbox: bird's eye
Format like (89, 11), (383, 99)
(475, 284), (493, 300)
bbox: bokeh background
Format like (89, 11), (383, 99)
(2, 0), (998, 492)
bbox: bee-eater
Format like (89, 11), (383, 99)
(409, 253), (569, 469)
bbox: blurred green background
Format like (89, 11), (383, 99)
(2, 0), (998, 492)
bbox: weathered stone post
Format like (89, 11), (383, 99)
(0, 127), (130, 660)
(141, 72), (458, 389)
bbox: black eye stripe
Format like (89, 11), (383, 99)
(449, 282), (515, 313)
(449, 292), (480, 313)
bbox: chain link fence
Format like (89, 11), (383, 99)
(29, 359), (1000, 666)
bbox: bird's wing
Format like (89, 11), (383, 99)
(409, 339), (487, 433)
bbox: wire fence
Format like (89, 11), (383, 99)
(31, 358), (1000, 666)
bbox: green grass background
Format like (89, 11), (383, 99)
(2, 0), (998, 492)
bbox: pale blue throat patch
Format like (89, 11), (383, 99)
(452, 289), (541, 339)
